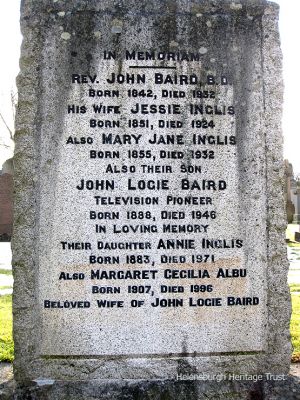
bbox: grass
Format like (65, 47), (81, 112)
(291, 293), (300, 362)
(0, 294), (14, 362)
(287, 242), (300, 248)
(0, 269), (12, 275)
(290, 283), (300, 293)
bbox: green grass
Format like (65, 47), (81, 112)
(0, 269), (12, 275)
(287, 242), (300, 248)
(290, 283), (300, 293)
(0, 294), (14, 362)
(291, 293), (300, 362)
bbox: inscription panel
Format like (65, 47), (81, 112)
(31, 8), (270, 358)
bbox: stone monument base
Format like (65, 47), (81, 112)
(8, 377), (299, 400)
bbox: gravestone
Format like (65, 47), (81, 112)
(13, 0), (291, 398)
(284, 160), (295, 224)
(292, 186), (300, 225)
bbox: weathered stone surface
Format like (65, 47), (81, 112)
(13, 0), (291, 398)
(6, 376), (300, 400)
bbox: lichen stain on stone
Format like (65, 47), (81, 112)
(33, 378), (55, 386)
(199, 46), (208, 54)
(230, 3), (243, 10)
(58, 11), (66, 17)
(111, 19), (123, 34)
(94, 31), (101, 39)
(61, 32), (71, 40)
(169, 40), (179, 48)
(191, 4), (203, 15)
(206, 20), (212, 28)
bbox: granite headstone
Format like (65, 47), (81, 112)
(13, 1), (291, 398)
